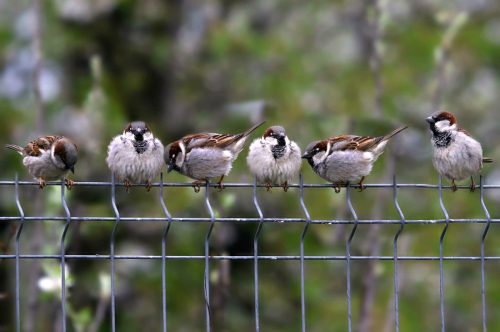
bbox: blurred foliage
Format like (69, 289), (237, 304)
(1, 0), (500, 331)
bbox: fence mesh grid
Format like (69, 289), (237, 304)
(1, 174), (498, 332)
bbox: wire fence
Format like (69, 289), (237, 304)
(1, 174), (498, 332)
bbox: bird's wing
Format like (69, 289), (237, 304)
(24, 135), (63, 156)
(328, 135), (381, 152)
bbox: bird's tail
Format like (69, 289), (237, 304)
(228, 121), (266, 154)
(5, 144), (25, 156)
(483, 157), (493, 163)
(241, 120), (266, 138)
(382, 125), (408, 141)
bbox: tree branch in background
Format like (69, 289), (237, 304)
(26, 1), (45, 331)
(370, 0), (384, 118)
(33, 0), (44, 133)
(358, 1), (387, 331)
(431, 12), (468, 109)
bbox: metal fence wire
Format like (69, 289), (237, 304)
(2, 174), (499, 332)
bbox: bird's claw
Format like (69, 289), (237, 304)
(64, 178), (74, 190)
(451, 179), (457, 192)
(469, 177), (476, 192)
(216, 182), (224, 191)
(192, 180), (206, 193)
(37, 178), (46, 189)
(357, 177), (365, 192)
(145, 180), (152, 192)
(124, 179), (131, 193)
(216, 176), (225, 191)
(282, 181), (289, 192)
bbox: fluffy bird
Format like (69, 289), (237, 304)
(106, 121), (164, 191)
(426, 111), (492, 191)
(246, 125), (301, 191)
(5, 135), (78, 189)
(165, 121), (265, 192)
(302, 126), (407, 192)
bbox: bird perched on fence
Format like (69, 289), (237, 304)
(106, 121), (164, 191)
(426, 111), (492, 191)
(5, 135), (78, 189)
(246, 125), (301, 191)
(165, 121), (265, 192)
(302, 126), (407, 193)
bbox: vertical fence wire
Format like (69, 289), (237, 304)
(110, 174), (120, 332)
(60, 180), (71, 332)
(479, 176), (491, 332)
(298, 174), (311, 332)
(392, 176), (406, 332)
(159, 173), (173, 332)
(345, 184), (359, 332)
(438, 176), (450, 332)
(14, 174), (24, 332)
(204, 182), (215, 332)
(252, 177), (264, 332)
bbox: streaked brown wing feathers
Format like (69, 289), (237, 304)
(25, 135), (63, 156)
(328, 135), (379, 152)
(184, 132), (241, 151)
(457, 127), (471, 136)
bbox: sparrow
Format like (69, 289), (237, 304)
(106, 121), (164, 191)
(302, 126), (407, 192)
(5, 135), (78, 189)
(165, 121), (265, 192)
(426, 111), (492, 191)
(246, 125), (301, 191)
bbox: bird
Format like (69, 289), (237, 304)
(106, 121), (164, 191)
(5, 135), (78, 189)
(165, 121), (265, 192)
(246, 125), (301, 191)
(302, 126), (407, 193)
(426, 111), (492, 191)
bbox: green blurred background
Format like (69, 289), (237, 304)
(1, 0), (500, 331)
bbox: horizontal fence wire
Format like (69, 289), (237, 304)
(2, 174), (497, 332)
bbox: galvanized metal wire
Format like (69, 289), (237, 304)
(252, 177), (264, 332)
(479, 176), (491, 332)
(392, 175), (406, 332)
(438, 176), (450, 332)
(3, 174), (498, 332)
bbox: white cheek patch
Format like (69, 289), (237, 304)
(264, 136), (278, 145)
(321, 142), (331, 162)
(123, 132), (135, 140)
(435, 120), (456, 132)
(175, 153), (184, 168)
(177, 142), (186, 167)
(143, 132), (154, 140)
(50, 143), (56, 160)
(313, 151), (326, 165)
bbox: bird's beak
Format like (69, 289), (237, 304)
(70, 166), (75, 174)
(277, 133), (286, 145)
(301, 152), (310, 159)
(133, 129), (144, 141)
(425, 116), (435, 124)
